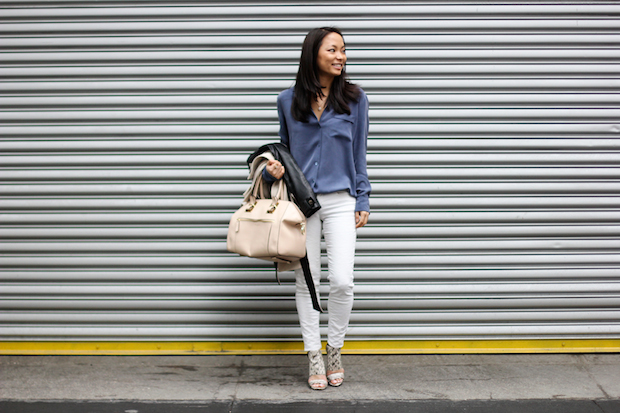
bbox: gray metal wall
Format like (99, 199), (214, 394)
(1, 2), (620, 343)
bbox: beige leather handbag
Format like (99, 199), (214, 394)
(227, 179), (307, 263)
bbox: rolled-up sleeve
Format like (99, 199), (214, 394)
(262, 94), (291, 183)
(277, 94), (290, 146)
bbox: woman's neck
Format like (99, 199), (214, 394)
(318, 74), (334, 95)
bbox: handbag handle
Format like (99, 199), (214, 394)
(271, 179), (286, 203)
(248, 172), (286, 205)
(248, 171), (269, 203)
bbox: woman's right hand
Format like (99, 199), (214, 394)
(265, 160), (285, 180)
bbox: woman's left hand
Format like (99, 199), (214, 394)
(355, 211), (369, 228)
(265, 160), (285, 180)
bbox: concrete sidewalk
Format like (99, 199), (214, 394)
(1, 353), (620, 412)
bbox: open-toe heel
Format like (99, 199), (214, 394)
(326, 344), (344, 387)
(307, 350), (327, 390)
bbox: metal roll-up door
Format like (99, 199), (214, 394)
(1, 2), (620, 350)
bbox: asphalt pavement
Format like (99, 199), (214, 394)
(1, 353), (619, 412)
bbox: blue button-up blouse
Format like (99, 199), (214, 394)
(266, 87), (371, 212)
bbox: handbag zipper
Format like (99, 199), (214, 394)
(236, 217), (274, 232)
(236, 218), (306, 235)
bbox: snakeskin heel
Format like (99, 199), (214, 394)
(307, 350), (327, 390)
(326, 344), (344, 387)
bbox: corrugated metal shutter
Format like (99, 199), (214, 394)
(1, 2), (620, 343)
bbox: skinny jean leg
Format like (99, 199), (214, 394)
(295, 192), (357, 351)
(295, 210), (322, 351)
(322, 193), (356, 349)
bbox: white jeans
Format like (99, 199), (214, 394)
(295, 191), (357, 351)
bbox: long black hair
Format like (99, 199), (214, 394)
(291, 27), (360, 122)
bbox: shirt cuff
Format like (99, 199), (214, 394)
(355, 194), (370, 212)
(262, 167), (277, 182)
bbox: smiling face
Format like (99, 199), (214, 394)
(316, 32), (347, 80)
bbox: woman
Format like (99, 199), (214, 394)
(265, 27), (370, 390)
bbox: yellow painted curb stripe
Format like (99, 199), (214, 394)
(1, 340), (619, 355)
